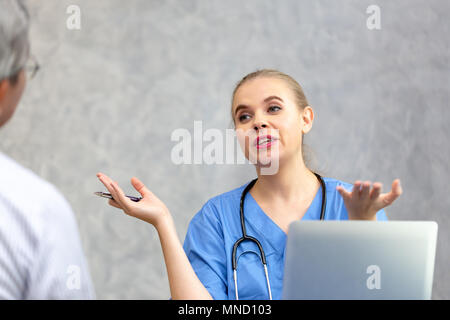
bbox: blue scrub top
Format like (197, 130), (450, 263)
(182, 177), (388, 300)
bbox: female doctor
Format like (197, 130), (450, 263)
(96, 69), (403, 300)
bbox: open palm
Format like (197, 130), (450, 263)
(96, 172), (170, 227)
(336, 179), (403, 220)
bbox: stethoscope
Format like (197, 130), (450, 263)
(232, 172), (327, 300)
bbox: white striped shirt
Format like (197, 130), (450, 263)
(0, 152), (95, 299)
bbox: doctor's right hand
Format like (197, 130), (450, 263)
(96, 172), (172, 228)
(96, 172), (213, 300)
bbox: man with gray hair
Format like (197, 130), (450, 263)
(0, 0), (95, 299)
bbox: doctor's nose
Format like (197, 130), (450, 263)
(253, 120), (269, 132)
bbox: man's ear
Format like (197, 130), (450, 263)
(0, 78), (10, 101)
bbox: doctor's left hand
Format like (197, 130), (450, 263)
(336, 178), (403, 220)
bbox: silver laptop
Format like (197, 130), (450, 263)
(282, 221), (438, 300)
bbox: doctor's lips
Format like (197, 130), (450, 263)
(254, 135), (279, 149)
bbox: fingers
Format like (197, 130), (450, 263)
(336, 185), (351, 201)
(97, 172), (116, 197)
(108, 198), (121, 209)
(360, 181), (371, 199)
(339, 180), (383, 201)
(394, 179), (402, 195)
(337, 178), (402, 215)
(97, 172), (133, 211)
(370, 182), (382, 201)
(351, 181), (362, 198)
(97, 172), (114, 186)
(109, 180), (133, 211)
(381, 179), (403, 206)
(131, 177), (152, 198)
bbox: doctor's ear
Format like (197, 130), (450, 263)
(301, 105), (314, 134)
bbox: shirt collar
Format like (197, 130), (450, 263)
(242, 181), (324, 255)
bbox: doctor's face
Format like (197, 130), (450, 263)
(231, 77), (313, 167)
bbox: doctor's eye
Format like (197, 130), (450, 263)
(238, 114), (251, 122)
(268, 105), (281, 112)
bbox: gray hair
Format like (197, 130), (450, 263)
(0, 0), (30, 81)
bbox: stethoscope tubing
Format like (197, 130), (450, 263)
(232, 172), (326, 300)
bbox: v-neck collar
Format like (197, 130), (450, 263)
(243, 181), (323, 255)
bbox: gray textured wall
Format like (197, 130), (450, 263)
(0, 0), (448, 299)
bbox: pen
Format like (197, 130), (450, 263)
(94, 192), (142, 202)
